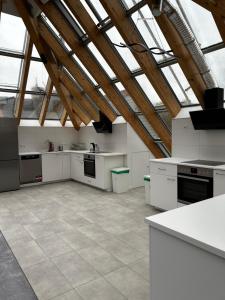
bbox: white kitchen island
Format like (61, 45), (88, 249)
(146, 195), (225, 300)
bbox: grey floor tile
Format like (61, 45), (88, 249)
(77, 245), (123, 275)
(59, 230), (97, 251)
(36, 234), (73, 258)
(24, 222), (55, 239)
(77, 223), (114, 243)
(128, 257), (150, 281)
(76, 277), (126, 300)
(10, 239), (48, 269)
(97, 238), (144, 265)
(105, 266), (150, 300)
(2, 224), (33, 243)
(52, 251), (100, 288)
(24, 260), (71, 300)
(52, 290), (82, 300)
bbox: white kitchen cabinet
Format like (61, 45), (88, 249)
(214, 169), (225, 196)
(62, 153), (71, 180)
(42, 154), (62, 182)
(150, 162), (177, 210)
(71, 153), (84, 182)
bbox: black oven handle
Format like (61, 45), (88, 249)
(178, 174), (211, 182)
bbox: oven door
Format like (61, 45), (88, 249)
(178, 174), (213, 205)
(84, 159), (96, 178)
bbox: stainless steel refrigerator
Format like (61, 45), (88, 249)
(0, 118), (20, 192)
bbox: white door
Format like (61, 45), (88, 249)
(214, 170), (225, 196)
(42, 154), (62, 182)
(151, 173), (177, 210)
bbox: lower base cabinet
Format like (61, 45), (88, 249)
(150, 173), (177, 210)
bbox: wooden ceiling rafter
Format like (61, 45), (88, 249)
(35, 0), (171, 151)
(98, 0), (181, 118)
(39, 77), (53, 126)
(14, 34), (33, 122)
(33, 0), (171, 154)
(36, 19), (117, 123)
(145, 0), (207, 107)
(59, 70), (100, 122)
(13, 0), (83, 131)
(60, 109), (68, 127)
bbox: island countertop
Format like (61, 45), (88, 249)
(146, 194), (225, 259)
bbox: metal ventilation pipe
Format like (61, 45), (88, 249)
(152, 0), (164, 17)
(162, 0), (217, 89)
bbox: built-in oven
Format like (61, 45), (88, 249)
(84, 154), (95, 178)
(177, 165), (213, 205)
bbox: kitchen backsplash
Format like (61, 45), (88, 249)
(172, 117), (225, 161)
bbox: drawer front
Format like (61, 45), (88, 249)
(150, 162), (177, 176)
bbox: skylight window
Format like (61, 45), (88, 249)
(46, 94), (63, 120)
(21, 93), (44, 119)
(0, 92), (16, 118)
(205, 49), (225, 90)
(80, 0), (108, 24)
(135, 74), (163, 107)
(115, 82), (140, 112)
(106, 27), (140, 71)
(88, 42), (116, 78)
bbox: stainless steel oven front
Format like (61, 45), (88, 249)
(177, 165), (213, 205)
(83, 154), (95, 178)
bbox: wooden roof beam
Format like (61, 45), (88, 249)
(13, 0), (82, 130)
(36, 0), (171, 152)
(33, 0), (165, 157)
(59, 70), (99, 122)
(15, 34), (33, 122)
(146, 0), (207, 107)
(36, 18), (117, 123)
(60, 109), (68, 127)
(98, 0), (180, 117)
(39, 77), (53, 126)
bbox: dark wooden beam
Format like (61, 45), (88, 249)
(15, 34), (33, 122)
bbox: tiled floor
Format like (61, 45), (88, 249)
(0, 181), (159, 300)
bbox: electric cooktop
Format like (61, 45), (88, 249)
(182, 160), (225, 166)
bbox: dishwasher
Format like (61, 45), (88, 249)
(20, 154), (42, 184)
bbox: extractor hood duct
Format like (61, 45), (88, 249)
(190, 88), (225, 130)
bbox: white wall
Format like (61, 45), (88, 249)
(172, 117), (225, 161)
(18, 126), (78, 153)
(77, 123), (127, 153)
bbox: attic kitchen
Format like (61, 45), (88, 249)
(1, 0), (225, 299)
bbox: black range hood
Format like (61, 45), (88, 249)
(190, 88), (225, 130)
(93, 112), (112, 133)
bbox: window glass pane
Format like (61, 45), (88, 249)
(205, 48), (225, 90)
(115, 82), (140, 112)
(26, 61), (49, 92)
(72, 54), (98, 85)
(138, 114), (159, 139)
(0, 13), (26, 52)
(99, 88), (120, 115)
(106, 27), (140, 71)
(0, 92), (16, 117)
(121, 0), (138, 9)
(170, 0), (222, 48)
(0, 56), (22, 89)
(81, 0), (108, 23)
(88, 42), (116, 78)
(157, 109), (172, 131)
(131, 5), (172, 62)
(31, 45), (39, 58)
(46, 94), (63, 120)
(135, 74), (162, 106)
(162, 64), (198, 105)
(22, 94), (44, 119)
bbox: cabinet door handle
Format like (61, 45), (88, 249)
(215, 172), (225, 176)
(167, 177), (175, 182)
(158, 168), (166, 171)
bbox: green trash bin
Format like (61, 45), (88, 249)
(111, 167), (130, 193)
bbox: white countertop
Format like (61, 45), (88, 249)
(150, 157), (187, 165)
(19, 152), (41, 156)
(21, 150), (126, 157)
(146, 194), (225, 259)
